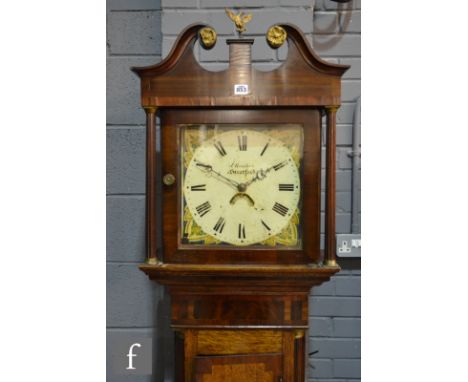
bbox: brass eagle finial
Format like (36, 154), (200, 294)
(225, 8), (253, 35)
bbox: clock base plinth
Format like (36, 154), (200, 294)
(140, 263), (339, 381)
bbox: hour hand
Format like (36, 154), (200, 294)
(195, 161), (213, 172)
(195, 160), (240, 189)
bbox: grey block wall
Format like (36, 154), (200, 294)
(107, 0), (360, 381)
(107, 1), (167, 382)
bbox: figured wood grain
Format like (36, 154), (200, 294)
(197, 330), (282, 355)
(294, 335), (305, 382)
(282, 331), (295, 382)
(194, 354), (282, 382)
(171, 293), (308, 327)
(132, 24), (349, 108)
(184, 330), (198, 382)
(198, 363), (273, 382)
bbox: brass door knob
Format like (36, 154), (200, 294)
(163, 173), (176, 186)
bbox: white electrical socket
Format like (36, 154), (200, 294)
(336, 234), (361, 258)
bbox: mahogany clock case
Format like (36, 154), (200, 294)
(133, 21), (349, 382)
(161, 108), (321, 266)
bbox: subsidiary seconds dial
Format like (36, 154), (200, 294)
(183, 129), (300, 246)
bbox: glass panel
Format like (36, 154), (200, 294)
(180, 124), (303, 250)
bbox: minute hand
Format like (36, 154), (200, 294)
(244, 160), (287, 188)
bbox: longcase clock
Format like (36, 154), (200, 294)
(132, 16), (348, 382)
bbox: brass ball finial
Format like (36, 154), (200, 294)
(267, 25), (287, 48)
(199, 27), (217, 49)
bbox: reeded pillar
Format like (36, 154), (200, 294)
(324, 106), (339, 267)
(144, 106), (159, 265)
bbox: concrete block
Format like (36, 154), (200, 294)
(338, 147), (352, 169)
(107, 0), (160, 11)
(313, 34), (360, 57)
(313, 0), (326, 10)
(309, 296), (360, 317)
(277, 43), (288, 61)
(252, 36), (276, 61)
(336, 103), (356, 124)
(107, 57), (160, 125)
(162, 37), (177, 58)
(340, 57), (360, 79)
(308, 358), (333, 379)
(337, 213), (351, 233)
(162, 10), (235, 36)
(107, 196), (146, 262)
(108, 11), (162, 55)
(280, 0), (314, 6)
(314, 12), (338, 34)
(336, 191), (352, 213)
(315, 0), (359, 11)
(338, 170), (352, 191)
(248, 10), (313, 35)
(333, 358), (361, 379)
(320, 191), (352, 213)
(309, 338), (360, 358)
(107, 127), (146, 194)
(309, 317), (333, 337)
(162, 11), (209, 36)
(162, 0), (197, 8)
(320, 213), (351, 233)
(341, 10), (360, 33)
(199, 37), (229, 62)
(333, 317), (361, 338)
(342, 80), (361, 102)
(335, 276), (361, 296)
(201, 0), (280, 8)
(311, 279), (335, 296)
(281, 36), (330, 63)
(321, 121), (355, 146)
(107, 264), (162, 327)
(337, 123), (352, 145)
(321, 170), (352, 191)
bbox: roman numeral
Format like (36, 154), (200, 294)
(272, 202), (289, 217)
(238, 223), (246, 239)
(279, 184), (294, 191)
(261, 219), (271, 231)
(260, 142), (269, 156)
(190, 184), (206, 191)
(213, 141), (227, 156)
(238, 135), (247, 151)
(273, 161), (287, 171)
(195, 201), (211, 217)
(213, 217), (226, 233)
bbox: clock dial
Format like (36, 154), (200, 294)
(183, 129), (300, 246)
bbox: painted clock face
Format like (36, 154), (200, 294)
(180, 125), (303, 248)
